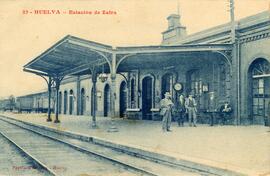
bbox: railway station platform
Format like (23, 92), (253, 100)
(1, 112), (269, 176)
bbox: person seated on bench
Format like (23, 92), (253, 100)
(219, 101), (232, 125)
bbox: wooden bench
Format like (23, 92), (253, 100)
(126, 108), (142, 120)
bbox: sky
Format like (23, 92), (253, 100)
(0, 0), (269, 98)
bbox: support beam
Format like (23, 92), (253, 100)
(53, 76), (63, 123)
(76, 76), (80, 115)
(47, 77), (52, 122)
(115, 44), (232, 55)
(110, 74), (116, 118)
(23, 68), (50, 77)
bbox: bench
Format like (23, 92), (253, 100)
(126, 108), (142, 120)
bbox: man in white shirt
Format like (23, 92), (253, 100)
(160, 92), (174, 132)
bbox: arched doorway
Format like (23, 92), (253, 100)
(59, 92), (62, 114)
(142, 76), (153, 120)
(130, 78), (136, 108)
(161, 73), (173, 98)
(104, 84), (110, 117)
(69, 89), (74, 115)
(186, 69), (202, 109)
(119, 81), (127, 118)
(248, 58), (270, 124)
(80, 88), (86, 115)
(63, 91), (67, 114)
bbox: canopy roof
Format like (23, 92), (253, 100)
(24, 35), (113, 77)
(24, 35), (232, 77)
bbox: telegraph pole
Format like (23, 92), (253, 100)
(177, 0), (180, 15)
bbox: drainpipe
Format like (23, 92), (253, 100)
(237, 40), (241, 125)
(230, 0), (240, 125)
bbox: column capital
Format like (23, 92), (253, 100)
(111, 74), (116, 80)
(92, 76), (97, 83)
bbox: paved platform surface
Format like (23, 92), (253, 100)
(1, 112), (270, 176)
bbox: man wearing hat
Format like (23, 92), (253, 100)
(160, 92), (174, 132)
(173, 94), (186, 126)
(185, 94), (197, 127)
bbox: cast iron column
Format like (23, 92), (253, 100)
(76, 76), (80, 115)
(108, 52), (118, 132)
(54, 78), (61, 123)
(47, 77), (52, 122)
(91, 70), (97, 128)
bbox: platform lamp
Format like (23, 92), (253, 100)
(98, 64), (108, 83)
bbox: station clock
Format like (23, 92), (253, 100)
(173, 83), (183, 92)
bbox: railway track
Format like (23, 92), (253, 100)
(0, 131), (54, 176)
(0, 116), (216, 176)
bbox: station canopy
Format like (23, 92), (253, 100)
(24, 35), (232, 77)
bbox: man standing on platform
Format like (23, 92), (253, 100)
(160, 92), (174, 132)
(173, 94), (186, 126)
(185, 94), (197, 127)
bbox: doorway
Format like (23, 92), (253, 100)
(69, 89), (74, 115)
(249, 58), (270, 124)
(80, 88), (86, 115)
(59, 92), (62, 114)
(63, 91), (67, 114)
(142, 76), (153, 120)
(104, 84), (110, 117)
(119, 81), (127, 117)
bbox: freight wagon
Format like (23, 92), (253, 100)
(16, 91), (55, 113)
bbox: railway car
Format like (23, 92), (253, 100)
(0, 98), (14, 111)
(16, 91), (55, 113)
(16, 95), (34, 113)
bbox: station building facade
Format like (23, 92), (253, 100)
(58, 74), (126, 117)
(24, 10), (270, 125)
(162, 11), (270, 125)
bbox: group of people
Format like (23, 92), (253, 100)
(159, 92), (232, 132)
(160, 92), (197, 132)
